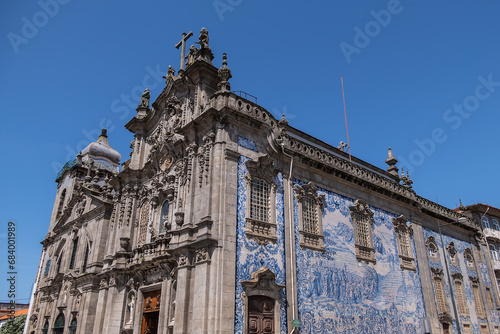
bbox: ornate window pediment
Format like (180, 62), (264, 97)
(446, 242), (459, 266)
(294, 182), (325, 251)
(426, 236), (439, 261)
(244, 156), (279, 245)
(392, 215), (416, 271)
(349, 199), (376, 264)
(464, 248), (474, 268)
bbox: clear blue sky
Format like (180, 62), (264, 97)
(1, 0), (500, 303)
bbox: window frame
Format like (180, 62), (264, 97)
(244, 155), (279, 245)
(294, 182), (325, 251)
(482, 217), (490, 229)
(392, 215), (416, 271)
(349, 199), (376, 264)
(426, 236), (439, 261)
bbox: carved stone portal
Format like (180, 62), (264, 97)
(241, 267), (284, 334)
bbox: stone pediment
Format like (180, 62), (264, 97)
(241, 266), (284, 295)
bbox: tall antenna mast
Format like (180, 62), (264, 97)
(341, 75), (352, 162)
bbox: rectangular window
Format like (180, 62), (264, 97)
(487, 287), (495, 309)
(82, 244), (89, 273)
(302, 196), (318, 234)
(44, 260), (51, 276)
(463, 323), (472, 334)
(69, 238), (78, 270)
(434, 276), (448, 314)
(250, 178), (270, 222)
(473, 283), (486, 318)
(455, 280), (469, 316)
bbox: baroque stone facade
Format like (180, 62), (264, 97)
(27, 29), (500, 334)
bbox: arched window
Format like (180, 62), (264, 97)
(82, 243), (89, 273)
(56, 255), (63, 273)
(69, 317), (77, 334)
(69, 238), (79, 270)
(42, 320), (49, 334)
(44, 259), (51, 276)
(493, 219), (500, 231)
(482, 217), (490, 229)
(56, 189), (67, 218)
(53, 313), (65, 334)
(159, 200), (170, 234)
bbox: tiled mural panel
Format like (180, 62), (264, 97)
(235, 156), (287, 334)
(295, 180), (425, 333)
(422, 227), (500, 333)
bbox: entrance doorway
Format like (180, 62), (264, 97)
(248, 295), (274, 334)
(141, 289), (161, 334)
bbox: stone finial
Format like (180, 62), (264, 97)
(279, 114), (289, 126)
(385, 147), (399, 178)
(217, 53), (232, 92)
(459, 199), (465, 211)
(400, 168), (413, 189)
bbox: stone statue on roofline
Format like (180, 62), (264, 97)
(196, 27), (214, 62)
(139, 88), (150, 108)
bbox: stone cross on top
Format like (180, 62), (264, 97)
(175, 31), (193, 71)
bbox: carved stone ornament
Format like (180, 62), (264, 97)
(245, 155), (279, 184)
(438, 312), (452, 325)
(175, 211), (185, 226)
(446, 242), (458, 265)
(160, 153), (174, 171)
(451, 272), (463, 281)
(196, 248), (209, 263)
(109, 276), (117, 287)
(99, 278), (108, 289)
(241, 266), (285, 295)
(430, 267), (444, 278)
(177, 253), (189, 267)
(120, 237), (130, 252)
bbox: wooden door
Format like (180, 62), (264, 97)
(141, 290), (161, 334)
(248, 296), (274, 334)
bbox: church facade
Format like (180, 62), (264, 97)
(26, 29), (500, 334)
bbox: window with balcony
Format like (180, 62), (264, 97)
(244, 155), (279, 245)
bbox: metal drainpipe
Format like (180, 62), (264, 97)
(279, 141), (298, 334)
